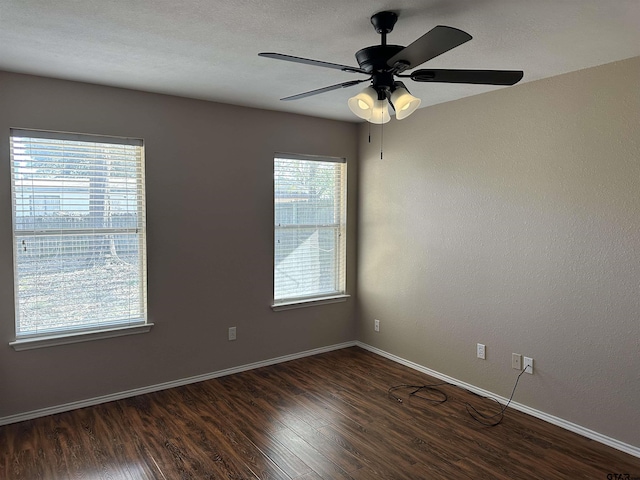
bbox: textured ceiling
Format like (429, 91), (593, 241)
(1, 0), (639, 122)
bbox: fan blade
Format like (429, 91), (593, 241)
(387, 26), (472, 71)
(259, 52), (367, 74)
(281, 79), (369, 101)
(411, 69), (524, 85)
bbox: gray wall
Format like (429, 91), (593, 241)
(357, 57), (640, 447)
(0, 71), (358, 417)
(2, 57), (639, 450)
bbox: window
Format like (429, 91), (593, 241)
(9, 129), (148, 348)
(273, 153), (347, 307)
(30, 195), (61, 216)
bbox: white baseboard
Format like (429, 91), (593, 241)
(0, 341), (357, 427)
(356, 341), (640, 459)
(2, 340), (638, 459)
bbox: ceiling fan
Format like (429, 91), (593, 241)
(259, 11), (523, 123)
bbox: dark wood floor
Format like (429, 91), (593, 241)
(2, 347), (639, 479)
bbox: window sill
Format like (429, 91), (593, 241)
(271, 294), (350, 311)
(9, 323), (154, 351)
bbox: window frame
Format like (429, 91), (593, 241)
(272, 152), (348, 310)
(8, 128), (151, 350)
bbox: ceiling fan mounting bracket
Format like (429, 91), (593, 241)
(370, 11), (398, 35)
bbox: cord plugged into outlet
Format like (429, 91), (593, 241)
(524, 356), (534, 374)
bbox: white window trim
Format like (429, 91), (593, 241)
(271, 294), (350, 311)
(9, 128), (148, 347)
(9, 323), (154, 351)
(273, 152), (347, 308)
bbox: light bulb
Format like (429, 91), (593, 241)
(357, 99), (370, 110)
(348, 87), (377, 120)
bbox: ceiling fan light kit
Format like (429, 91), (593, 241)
(390, 85), (421, 120)
(370, 99), (392, 124)
(259, 11), (523, 123)
(347, 86), (377, 120)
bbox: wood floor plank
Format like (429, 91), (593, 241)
(218, 407), (312, 478)
(170, 387), (297, 480)
(214, 376), (360, 479)
(293, 471), (324, 480)
(316, 422), (420, 479)
(268, 425), (356, 480)
(2, 452), (33, 480)
(1, 346), (639, 479)
(269, 404), (365, 475)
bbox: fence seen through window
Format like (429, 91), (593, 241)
(274, 154), (347, 304)
(10, 129), (147, 338)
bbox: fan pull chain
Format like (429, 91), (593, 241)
(380, 122), (384, 160)
(367, 122), (383, 159)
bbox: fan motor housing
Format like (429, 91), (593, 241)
(355, 45), (404, 73)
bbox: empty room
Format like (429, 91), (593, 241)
(0, 0), (639, 478)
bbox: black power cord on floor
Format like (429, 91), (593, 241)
(388, 382), (449, 405)
(465, 367), (528, 426)
(388, 366), (529, 427)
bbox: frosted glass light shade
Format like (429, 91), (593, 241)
(391, 88), (421, 120)
(347, 87), (377, 120)
(369, 100), (391, 124)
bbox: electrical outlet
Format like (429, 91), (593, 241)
(374, 319), (380, 332)
(228, 326), (237, 341)
(477, 343), (486, 360)
(524, 356), (534, 374)
(512, 353), (522, 370)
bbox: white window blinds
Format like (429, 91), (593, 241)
(10, 129), (147, 338)
(274, 153), (347, 304)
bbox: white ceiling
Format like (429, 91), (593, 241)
(1, 0), (639, 122)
